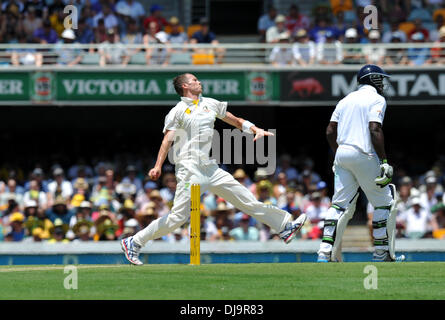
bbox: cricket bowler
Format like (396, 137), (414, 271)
(121, 73), (307, 265)
(317, 64), (405, 262)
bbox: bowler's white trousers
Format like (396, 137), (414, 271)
(133, 162), (292, 246)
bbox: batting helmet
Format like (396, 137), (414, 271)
(357, 64), (390, 95)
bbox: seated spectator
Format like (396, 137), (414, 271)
(190, 17), (225, 64)
(332, 10), (348, 41)
(99, 28), (129, 66)
(407, 32), (432, 65)
(47, 218), (70, 243)
(23, 179), (47, 210)
(10, 33), (43, 67)
(274, 172), (289, 208)
(68, 201), (93, 230)
(143, 4), (168, 33)
(76, 18), (95, 45)
(49, 8), (66, 37)
(22, 6), (42, 41)
(342, 28), (364, 64)
(159, 173), (176, 205)
(71, 220), (94, 242)
(122, 165), (143, 193)
(210, 201), (234, 241)
(93, 4), (118, 30)
(309, 17), (338, 43)
(280, 188), (301, 217)
(430, 25), (445, 63)
(0, 179), (24, 210)
(384, 32), (409, 65)
(316, 30), (343, 64)
(143, 21), (169, 65)
(147, 189), (169, 218)
(431, 203), (445, 239)
(275, 154), (299, 182)
(292, 29), (316, 65)
(407, 19), (430, 41)
(266, 14), (290, 43)
(399, 197), (438, 238)
(94, 18), (108, 43)
(45, 196), (75, 225)
(136, 202), (158, 229)
(257, 5), (277, 42)
(4, 212), (26, 242)
(54, 29), (83, 66)
(229, 214), (259, 241)
(429, 14), (445, 42)
(33, 19), (58, 43)
(94, 212), (119, 241)
(381, 0), (408, 23)
(23, 200), (53, 239)
(420, 176), (439, 213)
(256, 180), (277, 206)
(286, 4), (310, 35)
(362, 30), (386, 65)
(382, 19), (408, 43)
(47, 168), (73, 205)
(167, 16), (189, 49)
(115, 0), (145, 26)
(24, 0), (49, 20)
(135, 181), (157, 210)
(304, 191), (329, 239)
(269, 33), (294, 66)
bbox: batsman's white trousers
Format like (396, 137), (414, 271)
(133, 162), (292, 246)
(331, 145), (393, 208)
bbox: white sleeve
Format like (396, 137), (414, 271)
(162, 107), (180, 133)
(330, 105), (340, 122)
(368, 97), (386, 124)
(206, 98), (227, 119)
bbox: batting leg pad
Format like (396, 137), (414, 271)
(387, 184), (398, 260)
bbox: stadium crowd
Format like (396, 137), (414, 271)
(1, 154), (444, 243)
(2, 0), (445, 66)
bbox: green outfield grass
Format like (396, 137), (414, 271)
(0, 262), (444, 300)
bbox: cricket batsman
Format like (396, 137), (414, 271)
(121, 73), (307, 265)
(317, 64), (404, 262)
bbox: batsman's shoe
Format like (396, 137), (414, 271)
(317, 252), (331, 263)
(121, 236), (143, 265)
(372, 250), (405, 262)
(280, 213), (307, 244)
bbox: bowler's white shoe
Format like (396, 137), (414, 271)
(279, 214), (307, 244)
(372, 250), (405, 262)
(121, 236), (143, 265)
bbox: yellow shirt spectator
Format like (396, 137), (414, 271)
(330, 0), (353, 15)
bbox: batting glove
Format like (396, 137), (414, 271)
(375, 159), (393, 188)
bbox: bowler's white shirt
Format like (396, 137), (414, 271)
(331, 84), (386, 155)
(163, 95), (227, 166)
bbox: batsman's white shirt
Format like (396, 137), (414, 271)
(133, 95), (291, 246)
(331, 84), (386, 155)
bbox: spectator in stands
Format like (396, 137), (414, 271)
(329, 0), (353, 15)
(71, 220), (94, 242)
(269, 32), (294, 66)
(49, 8), (66, 37)
(93, 3), (118, 30)
(257, 5), (277, 42)
(159, 173), (176, 206)
(120, 17), (143, 60)
(0, 179), (23, 210)
(229, 214), (259, 241)
(23, 179), (47, 210)
(431, 203), (445, 239)
(408, 2), (433, 22)
(309, 17), (338, 43)
(143, 4), (168, 33)
(54, 29), (83, 66)
(407, 32), (432, 65)
(304, 191), (328, 239)
(5, 212), (26, 242)
(266, 14), (290, 43)
(122, 165), (143, 193)
(33, 19), (58, 43)
(47, 167), (73, 205)
(136, 202), (158, 229)
(98, 28), (129, 66)
(144, 26), (169, 65)
(399, 197), (438, 238)
(342, 27), (364, 64)
(190, 17), (225, 64)
(292, 29), (316, 66)
(285, 4), (310, 36)
(256, 179), (277, 206)
(94, 18), (108, 43)
(10, 32), (43, 66)
(166, 16), (188, 56)
(382, 19), (408, 43)
(430, 25), (445, 63)
(420, 176), (439, 213)
(332, 10), (349, 41)
(408, 19), (430, 41)
(46, 196), (74, 225)
(317, 30), (343, 64)
(0, 5), (24, 43)
(22, 6), (42, 41)
(76, 18), (95, 46)
(1, 0), (25, 15)
(280, 187), (300, 218)
(47, 0), (65, 16)
(147, 190), (169, 218)
(362, 30), (386, 65)
(274, 172), (289, 208)
(384, 32), (409, 65)
(48, 218), (69, 243)
(115, 0), (145, 26)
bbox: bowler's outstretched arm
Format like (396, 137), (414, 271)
(221, 111), (275, 142)
(148, 130), (175, 181)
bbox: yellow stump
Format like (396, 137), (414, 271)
(190, 184), (201, 265)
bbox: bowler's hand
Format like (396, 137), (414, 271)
(148, 167), (162, 181)
(253, 128), (274, 142)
